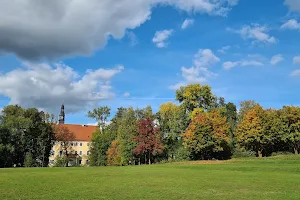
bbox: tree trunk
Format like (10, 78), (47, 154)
(145, 154), (146, 165)
(258, 150), (262, 158)
(139, 157), (141, 165)
(148, 151), (151, 165)
(294, 147), (299, 155)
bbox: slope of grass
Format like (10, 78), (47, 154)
(1, 155), (300, 200)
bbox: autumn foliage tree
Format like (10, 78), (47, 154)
(183, 109), (231, 160)
(106, 139), (122, 166)
(236, 105), (269, 157)
(53, 125), (76, 166)
(135, 118), (164, 164)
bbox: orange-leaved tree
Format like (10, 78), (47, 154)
(182, 109), (230, 160)
(106, 139), (122, 166)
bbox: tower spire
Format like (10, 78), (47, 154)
(59, 104), (65, 124)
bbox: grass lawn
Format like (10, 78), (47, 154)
(1, 155), (300, 200)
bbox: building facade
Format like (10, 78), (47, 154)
(49, 105), (97, 166)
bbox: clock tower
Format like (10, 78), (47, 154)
(59, 104), (65, 124)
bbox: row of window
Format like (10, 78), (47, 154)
(51, 150), (89, 156)
(49, 159), (89, 165)
(59, 142), (90, 146)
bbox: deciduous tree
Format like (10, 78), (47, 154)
(183, 109), (230, 160)
(158, 102), (187, 159)
(176, 84), (217, 114)
(238, 100), (259, 121)
(279, 106), (300, 154)
(54, 125), (76, 166)
(236, 105), (267, 157)
(135, 118), (164, 164)
(106, 139), (122, 166)
(87, 106), (111, 131)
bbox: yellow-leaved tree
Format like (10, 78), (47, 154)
(235, 105), (266, 157)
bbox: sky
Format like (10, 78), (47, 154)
(0, 0), (300, 125)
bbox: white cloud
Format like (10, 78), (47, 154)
(228, 24), (277, 44)
(223, 60), (264, 70)
(284, 0), (300, 12)
(293, 56), (300, 64)
(123, 92), (130, 97)
(0, 62), (123, 113)
(169, 49), (220, 90)
(218, 46), (231, 54)
(0, 0), (238, 60)
(281, 19), (300, 30)
(291, 70), (300, 76)
(160, 0), (238, 17)
(181, 19), (194, 29)
(152, 29), (174, 48)
(270, 54), (284, 65)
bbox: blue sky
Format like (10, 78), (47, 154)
(0, 0), (300, 125)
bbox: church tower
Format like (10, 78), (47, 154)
(59, 104), (65, 124)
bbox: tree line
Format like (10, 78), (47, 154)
(87, 84), (300, 166)
(1, 83), (299, 168)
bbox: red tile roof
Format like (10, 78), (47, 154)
(55, 124), (98, 141)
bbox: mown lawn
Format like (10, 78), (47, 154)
(1, 155), (300, 200)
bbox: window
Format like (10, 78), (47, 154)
(61, 142), (63, 146)
(74, 142), (77, 146)
(86, 160), (89, 164)
(71, 142), (73, 146)
(50, 150), (55, 156)
(79, 160), (82, 165)
(59, 151), (62, 157)
(80, 142), (82, 146)
(79, 151), (82, 156)
(87, 151), (89, 156)
(75, 151), (77, 155)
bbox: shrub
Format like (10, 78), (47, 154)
(173, 146), (191, 161)
(53, 156), (68, 167)
(24, 152), (34, 167)
(232, 148), (256, 158)
(271, 151), (294, 157)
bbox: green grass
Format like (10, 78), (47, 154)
(1, 155), (300, 200)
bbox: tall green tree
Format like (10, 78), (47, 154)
(117, 107), (139, 165)
(0, 105), (55, 167)
(87, 106), (111, 131)
(0, 126), (14, 167)
(176, 84), (217, 114)
(224, 102), (238, 148)
(158, 102), (186, 159)
(89, 126), (116, 166)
